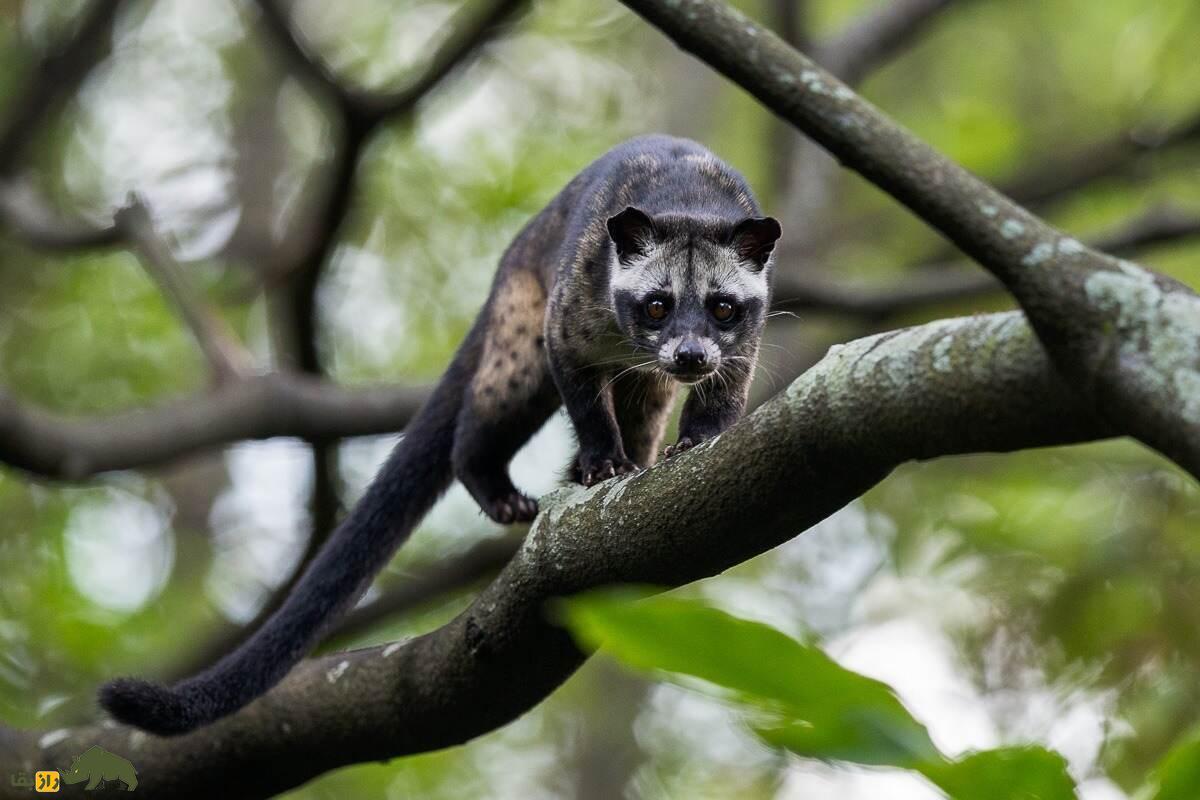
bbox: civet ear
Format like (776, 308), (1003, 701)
(606, 206), (657, 263)
(729, 216), (782, 269)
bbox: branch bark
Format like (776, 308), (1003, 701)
(620, 0), (1200, 478)
(0, 312), (1122, 799)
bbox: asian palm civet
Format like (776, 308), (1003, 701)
(99, 134), (782, 735)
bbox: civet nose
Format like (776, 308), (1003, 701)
(674, 340), (707, 369)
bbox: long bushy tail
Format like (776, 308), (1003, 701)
(98, 357), (471, 735)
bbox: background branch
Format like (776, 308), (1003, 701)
(817, 0), (965, 85)
(775, 0), (967, 256)
(775, 205), (1200, 319)
(0, 201), (1192, 482)
(0, 375), (428, 481)
(0, 179), (120, 250)
(116, 197), (255, 385)
(256, 0), (529, 550)
(999, 108), (1200, 208)
(0, 0), (123, 245)
(165, 533), (522, 680)
(324, 534), (525, 647)
(0, 0), (121, 175)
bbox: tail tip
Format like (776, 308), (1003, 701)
(98, 678), (200, 736)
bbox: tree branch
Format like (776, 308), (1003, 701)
(253, 0), (372, 125)
(774, 205), (1200, 319)
(0, 0), (124, 247)
(115, 197), (255, 385)
(0, 179), (120, 250)
(257, 0), (529, 130)
(999, 108), (1200, 208)
(817, 0), (965, 85)
(0, 312), (1124, 799)
(325, 534), (524, 647)
(764, 0), (807, 203)
(164, 534), (521, 680)
(620, 0), (1200, 478)
(0, 375), (428, 481)
(0, 0), (122, 176)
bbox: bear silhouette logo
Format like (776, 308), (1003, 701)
(59, 746), (137, 792)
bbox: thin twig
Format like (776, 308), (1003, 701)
(115, 196), (255, 384)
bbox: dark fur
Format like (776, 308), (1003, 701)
(99, 135), (778, 735)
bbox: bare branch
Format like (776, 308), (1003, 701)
(775, 205), (1200, 319)
(253, 0), (373, 122)
(1000, 109), (1200, 208)
(1088, 204), (1200, 254)
(775, 270), (999, 319)
(164, 534), (520, 681)
(0, 0), (123, 249)
(764, 0), (808, 203)
(0, 0), (122, 176)
(326, 535), (524, 646)
(115, 197), (255, 384)
(267, 0), (532, 374)
(0, 312), (1122, 799)
(0, 375), (429, 481)
(360, 0), (531, 125)
(255, 0), (530, 130)
(0, 180), (120, 250)
(0, 198), (1188, 482)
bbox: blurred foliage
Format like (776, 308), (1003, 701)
(562, 591), (1078, 799)
(0, 0), (1197, 798)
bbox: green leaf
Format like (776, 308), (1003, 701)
(559, 591), (942, 768)
(1145, 727), (1200, 800)
(559, 591), (1080, 799)
(921, 747), (1078, 800)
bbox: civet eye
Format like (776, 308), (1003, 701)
(711, 301), (735, 322)
(645, 298), (669, 320)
